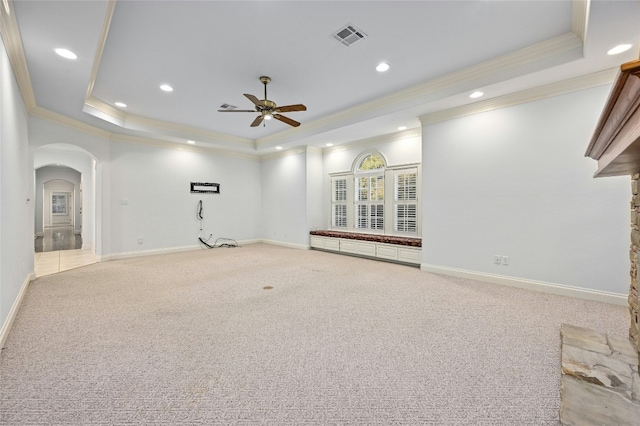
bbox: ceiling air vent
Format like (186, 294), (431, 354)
(219, 103), (237, 111)
(332, 24), (367, 47)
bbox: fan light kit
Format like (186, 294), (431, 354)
(218, 76), (307, 128)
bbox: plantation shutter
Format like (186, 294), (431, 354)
(394, 169), (418, 234)
(354, 174), (384, 232)
(332, 178), (348, 228)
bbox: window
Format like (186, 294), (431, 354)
(51, 193), (68, 215)
(394, 171), (417, 233)
(332, 178), (347, 228)
(329, 152), (419, 237)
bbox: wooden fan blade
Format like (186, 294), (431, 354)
(217, 109), (257, 112)
(250, 115), (264, 127)
(273, 114), (300, 127)
(244, 94), (264, 107)
(275, 104), (307, 113)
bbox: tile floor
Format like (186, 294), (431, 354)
(34, 249), (98, 277)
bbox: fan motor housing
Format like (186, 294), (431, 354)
(259, 100), (277, 112)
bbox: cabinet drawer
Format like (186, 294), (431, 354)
(377, 245), (398, 260)
(325, 238), (340, 251)
(310, 236), (325, 249)
(340, 240), (376, 256)
(398, 247), (421, 264)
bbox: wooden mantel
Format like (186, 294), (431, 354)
(586, 59), (640, 177)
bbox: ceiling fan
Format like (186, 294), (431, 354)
(218, 76), (307, 128)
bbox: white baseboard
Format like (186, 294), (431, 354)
(260, 239), (310, 250)
(102, 239), (263, 261)
(105, 244), (201, 261)
(0, 272), (36, 349)
(420, 264), (627, 306)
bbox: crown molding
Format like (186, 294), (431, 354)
(85, 0), (116, 99)
(32, 104), (260, 160)
(0, 0), (36, 110)
(110, 133), (260, 162)
(82, 95), (256, 149)
(323, 128), (421, 155)
(123, 114), (255, 147)
(572, 0), (590, 45)
(31, 106), (113, 139)
(418, 68), (616, 126)
(260, 146), (308, 162)
(84, 95), (126, 126)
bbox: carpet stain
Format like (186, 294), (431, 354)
(263, 286), (274, 290)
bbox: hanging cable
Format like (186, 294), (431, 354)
(197, 200), (213, 245)
(196, 200), (239, 249)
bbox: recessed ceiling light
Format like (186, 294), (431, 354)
(398, 126), (407, 131)
(607, 44), (632, 55)
(275, 146), (283, 150)
(54, 48), (77, 60)
(187, 140), (195, 145)
(376, 62), (390, 72)
(115, 102), (127, 108)
(326, 143), (334, 147)
(470, 91), (484, 99)
(160, 84), (173, 92)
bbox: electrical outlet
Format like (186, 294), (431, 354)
(502, 255), (509, 265)
(137, 237), (143, 244)
(494, 255), (501, 265)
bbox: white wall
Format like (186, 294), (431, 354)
(108, 140), (262, 255)
(421, 85), (630, 294)
(0, 35), (33, 338)
(306, 147), (324, 232)
(261, 149), (309, 247)
(35, 166), (82, 233)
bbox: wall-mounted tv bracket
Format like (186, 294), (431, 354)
(190, 182), (220, 194)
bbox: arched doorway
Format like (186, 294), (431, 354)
(33, 144), (101, 275)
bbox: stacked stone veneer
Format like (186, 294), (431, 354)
(629, 174), (640, 370)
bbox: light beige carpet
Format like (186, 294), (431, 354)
(0, 243), (629, 424)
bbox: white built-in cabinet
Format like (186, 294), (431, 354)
(310, 235), (421, 265)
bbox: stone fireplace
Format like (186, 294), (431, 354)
(562, 59), (640, 424)
(586, 59), (640, 370)
(630, 173), (640, 364)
